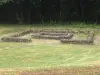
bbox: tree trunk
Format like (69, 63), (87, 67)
(20, 2), (23, 24)
(28, 12), (31, 24)
(16, 12), (20, 24)
(40, 14), (44, 24)
(16, 2), (23, 24)
(59, 11), (63, 23)
(20, 11), (23, 24)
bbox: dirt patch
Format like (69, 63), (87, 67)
(19, 66), (100, 75)
(0, 66), (100, 75)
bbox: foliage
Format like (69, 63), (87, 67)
(0, 0), (100, 24)
(0, 0), (9, 4)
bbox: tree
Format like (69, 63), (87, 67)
(0, 0), (100, 24)
(0, 0), (9, 5)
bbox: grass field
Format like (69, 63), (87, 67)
(0, 24), (100, 74)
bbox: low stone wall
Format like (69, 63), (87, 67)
(60, 32), (95, 44)
(87, 32), (95, 40)
(60, 39), (93, 44)
(40, 32), (68, 36)
(9, 29), (75, 38)
(31, 29), (75, 33)
(1, 37), (32, 43)
(0, 29), (95, 44)
(10, 29), (33, 37)
(31, 33), (74, 40)
(9, 29), (91, 38)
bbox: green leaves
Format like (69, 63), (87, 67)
(0, 0), (8, 4)
(0, 0), (25, 5)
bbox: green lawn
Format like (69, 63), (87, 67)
(0, 24), (100, 70)
(0, 41), (100, 69)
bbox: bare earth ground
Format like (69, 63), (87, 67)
(0, 66), (100, 75)
(19, 66), (100, 75)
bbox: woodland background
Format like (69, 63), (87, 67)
(0, 0), (100, 24)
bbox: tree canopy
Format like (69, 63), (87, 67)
(0, 0), (100, 24)
(0, 0), (9, 4)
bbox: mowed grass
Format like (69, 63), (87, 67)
(0, 41), (100, 69)
(0, 24), (100, 70)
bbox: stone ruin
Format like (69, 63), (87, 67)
(61, 31), (95, 44)
(0, 29), (95, 44)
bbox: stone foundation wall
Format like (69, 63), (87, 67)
(61, 32), (95, 44)
(31, 33), (74, 40)
(0, 29), (95, 44)
(61, 39), (93, 44)
(1, 37), (32, 43)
